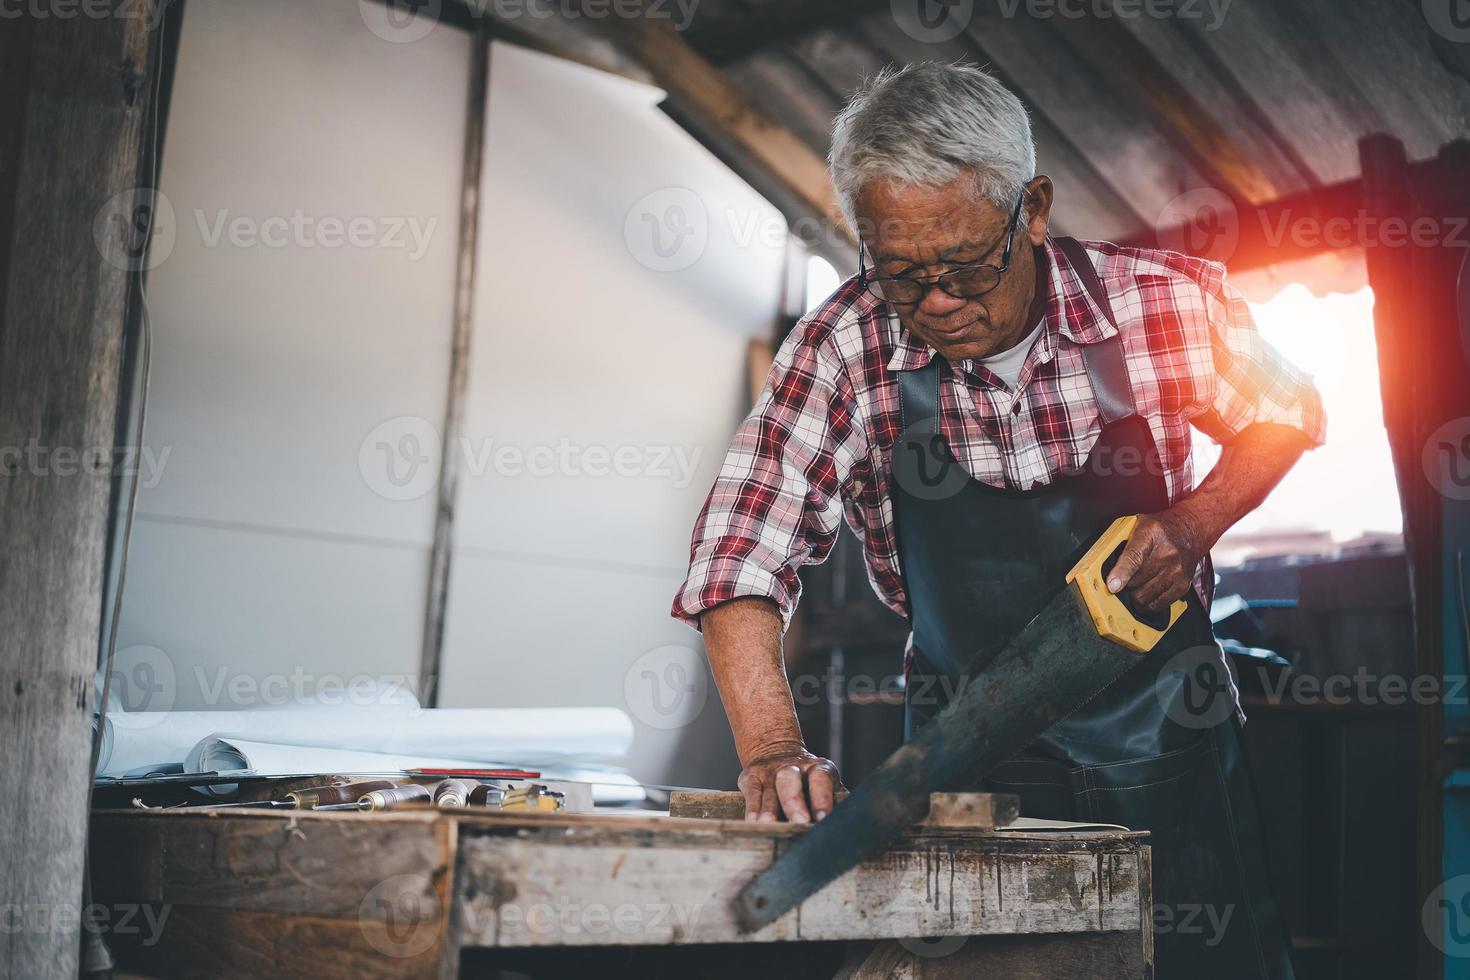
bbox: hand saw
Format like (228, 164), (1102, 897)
(733, 514), (1188, 931)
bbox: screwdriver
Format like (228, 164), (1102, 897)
(315, 783), (432, 812)
(198, 779), (400, 811)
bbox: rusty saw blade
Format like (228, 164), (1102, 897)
(733, 514), (1185, 932)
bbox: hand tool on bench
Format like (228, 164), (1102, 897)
(315, 783), (433, 811)
(200, 779), (402, 810)
(733, 515), (1187, 931)
(433, 778), (474, 808)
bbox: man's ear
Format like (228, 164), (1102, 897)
(1024, 176), (1054, 246)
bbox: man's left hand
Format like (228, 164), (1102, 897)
(1104, 509), (1211, 613)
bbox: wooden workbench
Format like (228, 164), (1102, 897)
(90, 808), (1152, 979)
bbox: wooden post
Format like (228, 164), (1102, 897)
(1360, 133), (1470, 980)
(0, 14), (157, 977)
(419, 24), (491, 708)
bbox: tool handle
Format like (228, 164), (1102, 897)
(433, 779), (472, 808)
(1064, 514), (1187, 653)
(289, 779), (398, 809)
(360, 784), (432, 811)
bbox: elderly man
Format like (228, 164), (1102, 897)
(673, 63), (1317, 977)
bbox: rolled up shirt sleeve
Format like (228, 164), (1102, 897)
(671, 319), (865, 633)
(1189, 267), (1327, 447)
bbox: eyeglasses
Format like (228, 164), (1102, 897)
(858, 194), (1026, 306)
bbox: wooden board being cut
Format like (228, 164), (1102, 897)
(668, 790), (1020, 830)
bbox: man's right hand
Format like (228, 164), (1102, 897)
(737, 745), (843, 824)
(699, 597), (844, 824)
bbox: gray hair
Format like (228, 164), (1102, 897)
(828, 62), (1036, 231)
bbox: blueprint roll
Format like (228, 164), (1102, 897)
(95, 705), (635, 778)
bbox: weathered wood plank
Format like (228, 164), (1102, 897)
(100, 905), (447, 980)
(455, 822), (1148, 947)
(456, 830), (794, 947)
(0, 14), (158, 979)
(792, 841), (1145, 941)
(91, 811), (453, 920)
(668, 790), (1019, 830)
(90, 810), (1149, 965)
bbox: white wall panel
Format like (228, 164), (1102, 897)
(120, 0), (470, 694)
(118, 518), (429, 711)
(438, 44), (787, 786)
(140, 0), (467, 545)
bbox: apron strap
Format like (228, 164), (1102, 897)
(1054, 237), (1136, 424)
(897, 355), (944, 428)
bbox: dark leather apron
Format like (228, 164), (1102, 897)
(892, 237), (1296, 979)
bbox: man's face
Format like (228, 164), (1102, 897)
(855, 175), (1051, 362)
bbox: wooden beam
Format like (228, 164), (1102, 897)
(578, 1), (848, 239)
(0, 13), (158, 977)
(419, 25), (491, 708)
(1120, 153), (1453, 272)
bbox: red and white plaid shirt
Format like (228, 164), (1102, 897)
(672, 238), (1326, 631)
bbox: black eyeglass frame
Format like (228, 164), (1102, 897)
(857, 193), (1028, 306)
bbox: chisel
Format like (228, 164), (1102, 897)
(315, 783), (433, 811)
(733, 515), (1188, 931)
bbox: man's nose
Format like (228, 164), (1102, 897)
(918, 283), (968, 317)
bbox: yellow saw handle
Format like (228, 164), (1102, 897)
(1065, 515), (1188, 653)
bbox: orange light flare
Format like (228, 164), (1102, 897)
(1202, 284), (1403, 567)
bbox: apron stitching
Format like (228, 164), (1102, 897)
(1080, 739), (1207, 772)
(1076, 771), (1191, 795)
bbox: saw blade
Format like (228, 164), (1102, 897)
(733, 581), (1144, 932)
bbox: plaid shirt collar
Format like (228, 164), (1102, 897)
(885, 237), (1119, 386)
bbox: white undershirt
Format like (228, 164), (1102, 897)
(976, 318), (1045, 390)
